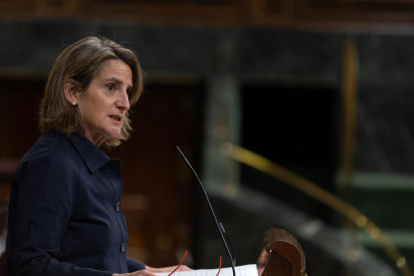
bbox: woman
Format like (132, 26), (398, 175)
(6, 37), (190, 276)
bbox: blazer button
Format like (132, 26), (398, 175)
(114, 201), (121, 212)
(121, 242), (127, 252)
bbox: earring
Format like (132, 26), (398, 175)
(72, 102), (77, 106)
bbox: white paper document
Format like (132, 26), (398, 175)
(154, 264), (257, 276)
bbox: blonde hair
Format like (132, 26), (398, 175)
(39, 36), (143, 148)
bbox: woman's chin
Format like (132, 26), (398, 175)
(107, 128), (122, 139)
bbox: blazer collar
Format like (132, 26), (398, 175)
(69, 132), (110, 173)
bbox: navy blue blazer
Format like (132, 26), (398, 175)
(6, 131), (145, 276)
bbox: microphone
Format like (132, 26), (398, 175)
(176, 146), (236, 276)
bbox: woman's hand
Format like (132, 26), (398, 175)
(112, 271), (157, 276)
(113, 265), (193, 276)
(145, 265), (193, 273)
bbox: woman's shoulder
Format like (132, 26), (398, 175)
(10, 131), (82, 193)
(18, 131), (80, 173)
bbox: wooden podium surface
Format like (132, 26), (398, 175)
(257, 229), (306, 276)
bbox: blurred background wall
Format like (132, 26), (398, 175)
(1, 1), (414, 275)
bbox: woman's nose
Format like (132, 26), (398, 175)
(116, 91), (130, 111)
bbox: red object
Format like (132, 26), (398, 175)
(168, 251), (188, 276)
(216, 256), (222, 276)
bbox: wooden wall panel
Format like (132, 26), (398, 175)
(0, 0), (249, 25)
(295, 0), (414, 23)
(3, 0), (414, 27)
(0, 0), (36, 14)
(94, 0), (242, 5)
(265, 0), (283, 14)
(251, 0), (293, 25)
(0, 80), (43, 160)
(78, 0), (248, 25)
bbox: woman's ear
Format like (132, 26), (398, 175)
(64, 79), (81, 105)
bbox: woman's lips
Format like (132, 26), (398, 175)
(109, 115), (122, 122)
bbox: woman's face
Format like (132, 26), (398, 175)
(76, 59), (132, 147)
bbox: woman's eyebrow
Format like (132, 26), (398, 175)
(105, 78), (122, 84)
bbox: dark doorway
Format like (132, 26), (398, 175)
(241, 83), (338, 224)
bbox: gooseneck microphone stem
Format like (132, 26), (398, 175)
(176, 146), (236, 276)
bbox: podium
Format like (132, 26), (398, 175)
(257, 229), (306, 276)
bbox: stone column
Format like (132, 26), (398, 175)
(202, 38), (241, 196)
